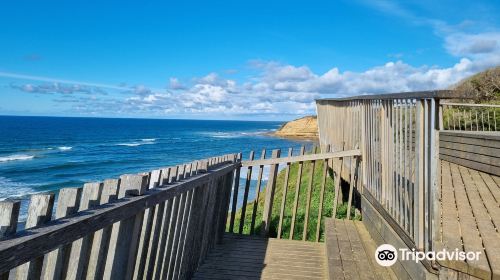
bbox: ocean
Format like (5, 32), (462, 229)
(0, 116), (314, 218)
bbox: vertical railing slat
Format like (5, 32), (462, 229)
(303, 146), (317, 240)
(43, 187), (82, 280)
(16, 193), (55, 280)
(0, 200), (20, 280)
(228, 153), (242, 233)
(261, 149), (281, 237)
(86, 178), (120, 280)
(290, 146), (306, 239)
(132, 169), (163, 280)
(65, 182), (103, 280)
(250, 149), (266, 235)
(315, 145), (330, 242)
(277, 148), (293, 239)
(239, 151), (254, 234)
(103, 174), (149, 280)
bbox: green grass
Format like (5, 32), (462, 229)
(228, 160), (360, 242)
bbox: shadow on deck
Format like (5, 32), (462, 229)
(193, 219), (396, 280)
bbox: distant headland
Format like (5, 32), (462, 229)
(272, 115), (318, 139)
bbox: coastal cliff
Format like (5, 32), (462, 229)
(274, 116), (318, 138)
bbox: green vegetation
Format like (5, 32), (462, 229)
(228, 160), (360, 242)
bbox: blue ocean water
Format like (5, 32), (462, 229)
(0, 116), (314, 216)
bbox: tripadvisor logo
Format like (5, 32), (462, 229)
(375, 244), (482, 267)
(375, 244), (397, 267)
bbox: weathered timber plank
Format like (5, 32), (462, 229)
(290, 146), (305, 239)
(277, 148), (293, 239)
(459, 165), (500, 278)
(241, 149), (361, 167)
(239, 151), (255, 234)
(436, 161), (466, 273)
(102, 174), (149, 280)
(262, 149), (281, 236)
(303, 146), (317, 240)
(449, 163), (491, 279)
(16, 193), (55, 280)
(65, 182), (102, 280)
(86, 178), (119, 280)
(250, 149), (266, 234)
(43, 187), (82, 280)
(0, 200), (20, 280)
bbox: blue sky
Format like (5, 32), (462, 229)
(1, 0), (499, 120)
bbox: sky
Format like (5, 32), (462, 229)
(0, 0), (499, 120)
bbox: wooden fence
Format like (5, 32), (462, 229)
(0, 154), (238, 280)
(226, 147), (361, 242)
(316, 90), (464, 253)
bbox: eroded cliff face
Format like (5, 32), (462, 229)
(274, 116), (318, 138)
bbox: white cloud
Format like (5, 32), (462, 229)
(445, 32), (500, 57)
(9, 55), (497, 119)
(169, 77), (185, 90)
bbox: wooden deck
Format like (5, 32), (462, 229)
(437, 160), (500, 279)
(193, 219), (397, 280)
(325, 219), (396, 280)
(192, 234), (327, 280)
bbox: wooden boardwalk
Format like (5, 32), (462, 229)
(192, 234), (327, 280)
(325, 219), (396, 280)
(194, 219), (397, 280)
(438, 160), (500, 279)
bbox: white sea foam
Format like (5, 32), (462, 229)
(117, 143), (142, 147)
(116, 142), (155, 147)
(0, 177), (36, 201)
(58, 146), (73, 151)
(0, 154), (35, 163)
(141, 138), (157, 142)
(208, 130), (271, 139)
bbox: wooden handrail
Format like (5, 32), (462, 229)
(315, 90), (468, 102)
(0, 162), (238, 274)
(240, 149), (361, 167)
(441, 102), (500, 108)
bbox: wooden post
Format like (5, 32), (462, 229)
(261, 149), (281, 236)
(43, 187), (82, 280)
(415, 100), (425, 250)
(103, 174), (148, 280)
(0, 200), (20, 280)
(16, 193), (55, 280)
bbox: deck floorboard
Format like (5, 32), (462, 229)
(192, 233), (328, 280)
(438, 160), (500, 279)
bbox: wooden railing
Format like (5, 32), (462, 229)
(440, 102), (500, 131)
(226, 147), (361, 242)
(316, 90), (465, 254)
(0, 154), (238, 280)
